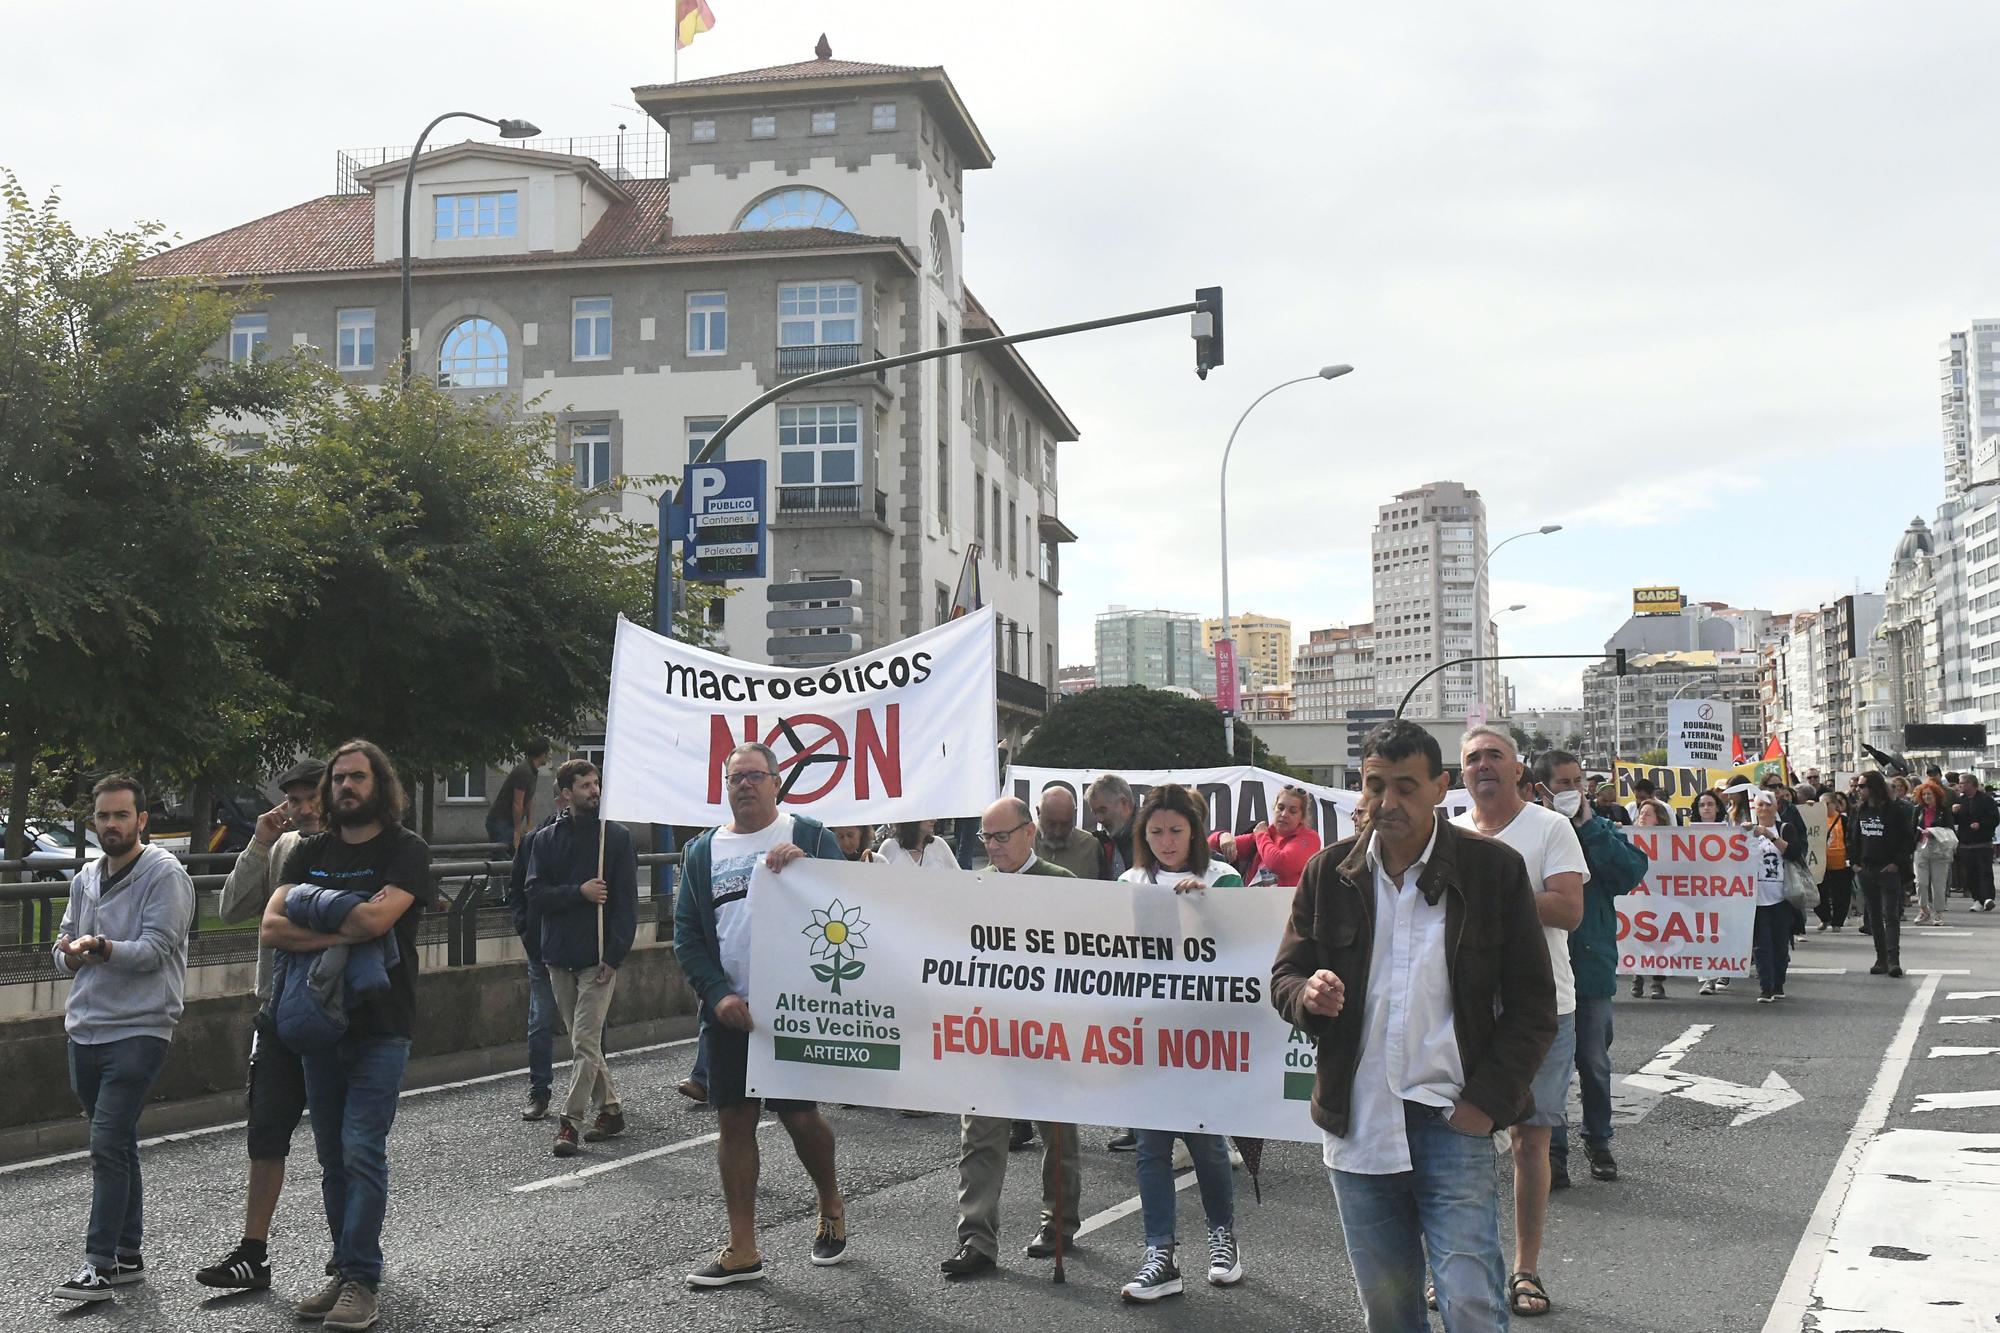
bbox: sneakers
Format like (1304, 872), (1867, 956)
(1171, 1140), (1193, 1170)
(1649, 980), (1667, 1000)
(1758, 992), (1775, 1003)
(1108, 1130), (1138, 1152)
(1698, 980), (1715, 996)
(323, 1279), (379, 1332)
(1227, 1142), (1245, 1169)
(1585, 1144), (1619, 1181)
(1715, 978), (1731, 991)
(1206, 1227), (1243, 1286)
(1630, 978), (1644, 999)
(107, 1254), (144, 1285)
(1774, 989), (1786, 1001)
(811, 1213), (848, 1266)
(1008, 1120), (1036, 1151)
(52, 1262), (114, 1303)
(195, 1242), (271, 1290)
(583, 1108), (626, 1142)
(521, 1092), (551, 1121)
(686, 1248), (765, 1288)
(296, 1275), (345, 1318)
(1120, 1245), (1183, 1302)
(553, 1119), (580, 1157)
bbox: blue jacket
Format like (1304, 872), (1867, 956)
(1569, 815), (1651, 1000)
(673, 814), (840, 1016)
(270, 885), (399, 1050)
(509, 810), (562, 963)
(524, 813), (638, 971)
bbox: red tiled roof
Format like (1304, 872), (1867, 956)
(638, 56), (931, 93)
(139, 179), (907, 281)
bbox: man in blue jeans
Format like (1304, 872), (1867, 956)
(263, 740), (434, 1332)
(511, 790), (566, 1121)
(1534, 750), (1650, 1188)
(1273, 720), (1556, 1333)
(51, 775), (196, 1304)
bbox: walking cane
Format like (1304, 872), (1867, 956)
(1049, 1123), (1067, 1284)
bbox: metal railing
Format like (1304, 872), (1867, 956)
(776, 343), (863, 379)
(334, 129), (667, 194)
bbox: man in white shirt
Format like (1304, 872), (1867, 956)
(1451, 726), (1586, 1321)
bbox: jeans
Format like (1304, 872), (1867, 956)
(1916, 855), (1953, 918)
(1958, 843), (1995, 906)
(302, 1036), (410, 1286)
(485, 812), (514, 850)
(691, 1022), (711, 1085)
(1330, 1102), (1508, 1333)
(68, 1036), (171, 1267)
(1551, 995), (1614, 1167)
(1753, 903), (1792, 995)
(525, 955), (556, 1099)
(1818, 868), (1854, 928)
(1858, 866), (1903, 966)
(1134, 1129), (1232, 1248)
(550, 966), (619, 1122)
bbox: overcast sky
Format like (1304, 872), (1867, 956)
(8, 1), (1984, 707)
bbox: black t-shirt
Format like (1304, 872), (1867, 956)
(487, 762), (536, 827)
(282, 827), (435, 1039)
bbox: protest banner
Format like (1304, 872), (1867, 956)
(744, 858), (1322, 1142)
(1667, 699), (1733, 768)
(1617, 758), (1791, 815)
(600, 608), (998, 826)
(1613, 824), (1755, 978)
(1007, 764), (1472, 846)
(1798, 799), (1829, 886)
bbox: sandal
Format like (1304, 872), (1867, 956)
(1509, 1270), (1552, 1317)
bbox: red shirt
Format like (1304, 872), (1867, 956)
(1250, 824), (1323, 887)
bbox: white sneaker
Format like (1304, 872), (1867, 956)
(1227, 1143), (1244, 1169)
(1171, 1141), (1192, 1171)
(1698, 980), (1715, 996)
(1120, 1245), (1183, 1302)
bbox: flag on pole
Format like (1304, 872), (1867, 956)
(676, 0), (715, 49)
(1731, 734), (1747, 764)
(949, 544), (983, 620)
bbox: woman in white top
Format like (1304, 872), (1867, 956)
(1112, 784), (1244, 1304)
(1750, 791), (1793, 1002)
(873, 821), (959, 871)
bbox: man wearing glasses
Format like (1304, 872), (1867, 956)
(675, 742), (848, 1289)
(940, 797), (1081, 1279)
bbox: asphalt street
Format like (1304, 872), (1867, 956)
(3, 910), (1995, 1332)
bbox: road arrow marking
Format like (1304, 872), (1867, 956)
(1622, 1023), (1803, 1126)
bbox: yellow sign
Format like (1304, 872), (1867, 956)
(1616, 759), (1791, 814)
(1633, 586), (1683, 616)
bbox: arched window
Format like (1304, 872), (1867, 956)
(437, 317), (507, 387)
(736, 187), (859, 233)
(971, 378), (986, 440)
(929, 212), (950, 284)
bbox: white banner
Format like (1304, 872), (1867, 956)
(1666, 699), (1733, 768)
(1614, 824), (1756, 978)
(601, 609), (999, 826)
(744, 859), (1322, 1142)
(1006, 763), (1472, 845)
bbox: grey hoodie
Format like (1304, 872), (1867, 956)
(54, 843), (196, 1045)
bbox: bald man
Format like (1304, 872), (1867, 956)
(940, 798), (1082, 1278)
(1032, 787), (1113, 880)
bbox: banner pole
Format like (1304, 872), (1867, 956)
(596, 813), (608, 963)
(1050, 1124), (1067, 1284)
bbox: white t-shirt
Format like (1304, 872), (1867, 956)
(1118, 860), (1245, 888)
(1451, 802), (1589, 1016)
(1753, 827), (1787, 906)
(875, 837), (959, 872)
(707, 813), (794, 1000)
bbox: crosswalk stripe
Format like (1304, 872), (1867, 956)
(1912, 1090), (2000, 1112)
(1926, 1046), (2000, 1059)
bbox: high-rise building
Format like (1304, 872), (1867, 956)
(1369, 481), (1487, 719)
(1292, 622), (1376, 721)
(1203, 614), (1292, 690)
(1095, 606), (1207, 691)
(1580, 598), (1772, 766)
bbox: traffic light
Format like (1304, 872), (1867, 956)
(1615, 649), (1627, 676)
(1193, 286), (1224, 379)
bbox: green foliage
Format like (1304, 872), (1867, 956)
(1637, 747), (1669, 766)
(1016, 686), (1300, 775)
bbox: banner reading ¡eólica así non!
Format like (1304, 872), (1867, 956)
(744, 858), (1323, 1143)
(1614, 824), (1756, 978)
(600, 608), (999, 827)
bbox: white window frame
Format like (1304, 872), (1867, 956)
(687, 292), (727, 356)
(335, 308), (374, 371)
(777, 403), (860, 488)
(687, 415), (725, 463)
(572, 421), (613, 491)
(777, 281), (861, 347)
(436, 317), (508, 387)
(229, 314), (267, 364)
(691, 118), (716, 143)
(433, 191), (519, 239)
(872, 102), (897, 131)
(443, 769), (488, 803)
(572, 297), (612, 361)
(750, 115), (776, 139)
(810, 108), (837, 135)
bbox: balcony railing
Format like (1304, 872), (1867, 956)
(776, 343), (890, 384)
(996, 668), (1053, 714)
(776, 484), (889, 521)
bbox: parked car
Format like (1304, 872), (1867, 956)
(0, 820), (104, 881)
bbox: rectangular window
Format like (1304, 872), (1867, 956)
(687, 416), (725, 463)
(777, 403), (860, 486)
(992, 486), (1003, 565)
(687, 292), (727, 355)
(778, 282), (860, 346)
(873, 103), (897, 131)
(811, 109), (837, 134)
(750, 115), (776, 139)
(572, 297), (612, 360)
(691, 118), (716, 142)
(433, 191), (519, 239)
(336, 308), (374, 371)
(229, 313), (267, 364)
(1008, 499), (1018, 572)
(937, 583), (951, 627)
(572, 421), (613, 490)
(937, 440), (950, 531)
(974, 472), (987, 545)
(444, 769), (488, 802)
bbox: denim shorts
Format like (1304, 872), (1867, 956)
(1521, 1011), (1577, 1128)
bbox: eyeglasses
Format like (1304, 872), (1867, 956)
(726, 771), (776, 787)
(976, 822), (1030, 844)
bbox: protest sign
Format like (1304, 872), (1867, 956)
(744, 858), (1322, 1142)
(1617, 758), (1791, 815)
(1613, 824), (1755, 978)
(1667, 699), (1733, 768)
(600, 608), (998, 826)
(1798, 799), (1829, 886)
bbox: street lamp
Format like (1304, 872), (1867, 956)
(1467, 524), (1561, 721)
(400, 112), (541, 384)
(1218, 364), (1353, 758)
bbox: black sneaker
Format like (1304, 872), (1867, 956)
(108, 1254), (145, 1285)
(1550, 1162), (1572, 1190)
(1120, 1245), (1182, 1302)
(812, 1213), (848, 1266)
(1585, 1144), (1619, 1182)
(194, 1243), (271, 1290)
(686, 1249), (765, 1288)
(1108, 1130), (1138, 1152)
(53, 1262), (114, 1303)
(1206, 1226), (1242, 1286)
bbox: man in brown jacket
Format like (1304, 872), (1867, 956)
(1272, 719), (1555, 1333)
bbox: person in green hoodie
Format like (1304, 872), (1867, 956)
(50, 774), (196, 1304)
(1533, 750), (1650, 1190)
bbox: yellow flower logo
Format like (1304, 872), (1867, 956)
(803, 899), (870, 994)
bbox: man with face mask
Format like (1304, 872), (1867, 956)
(1531, 750), (1649, 1191)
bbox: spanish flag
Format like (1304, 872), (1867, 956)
(677, 0), (715, 49)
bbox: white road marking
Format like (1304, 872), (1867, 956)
(1939, 1014), (2000, 1025)
(1074, 1169), (1196, 1238)
(0, 1036), (696, 1177)
(1623, 1023), (1802, 1126)
(511, 1118), (778, 1194)
(1909, 928), (1974, 937)
(1912, 1090), (2000, 1112)
(1757, 972), (1942, 1333)
(1786, 967), (1849, 975)
(1926, 1046), (2000, 1059)
(1946, 991), (2000, 1000)
(1905, 968), (1972, 975)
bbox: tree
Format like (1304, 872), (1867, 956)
(0, 173), (302, 862)
(1637, 748), (1668, 767)
(1015, 686), (1300, 775)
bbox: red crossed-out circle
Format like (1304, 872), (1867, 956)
(763, 714), (851, 804)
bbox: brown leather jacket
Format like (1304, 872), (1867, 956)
(1270, 817), (1558, 1137)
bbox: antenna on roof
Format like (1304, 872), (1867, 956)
(816, 33), (833, 60)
